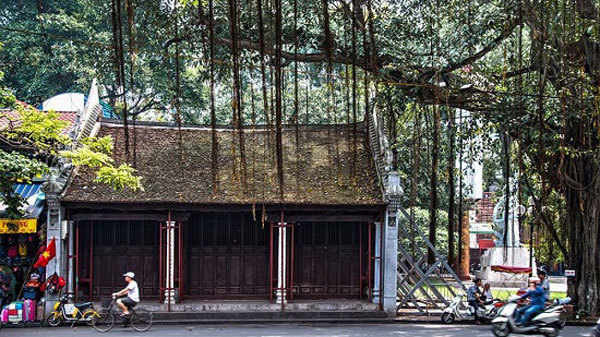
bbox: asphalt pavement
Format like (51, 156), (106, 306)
(0, 323), (594, 337)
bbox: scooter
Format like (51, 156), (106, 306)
(441, 293), (503, 324)
(47, 295), (98, 327)
(591, 317), (600, 337)
(547, 297), (571, 328)
(491, 295), (565, 337)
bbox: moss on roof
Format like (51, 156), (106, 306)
(61, 123), (383, 206)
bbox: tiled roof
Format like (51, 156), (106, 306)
(62, 122), (383, 206)
(0, 108), (78, 133)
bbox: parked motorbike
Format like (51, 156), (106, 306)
(545, 297), (571, 328)
(491, 295), (567, 337)
(591, 317), (600, 337)
(441, 293), (503, 324)
(47, 295), (98, 327)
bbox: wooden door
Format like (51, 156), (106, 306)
(293, 221), (364, 298)
(78, 220), (160, 300)
(185, 212), (269, 298)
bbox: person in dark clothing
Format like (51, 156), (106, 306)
(467, 278), (484, 323)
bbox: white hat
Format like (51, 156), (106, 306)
(123, 272), (135, 279)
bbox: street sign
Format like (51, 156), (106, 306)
(565, 269), (576, 277)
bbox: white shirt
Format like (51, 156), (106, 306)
(484, 289), (494, 301)
(126, 280), (140, 302)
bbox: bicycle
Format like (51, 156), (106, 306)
(92, 296), (152, 332)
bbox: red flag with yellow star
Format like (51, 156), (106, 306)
(34, 237), (56, 268)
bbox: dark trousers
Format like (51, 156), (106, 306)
(468, 300), (481, 319)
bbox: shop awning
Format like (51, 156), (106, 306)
(0, 182), (46, 218)
(478, 239), (496, 250)
(491, 265), (532, 274)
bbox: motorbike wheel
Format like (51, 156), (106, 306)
(492, 322), (509, 337)
(544, 327), (558, 337)
(46, 312), (62, 327)
(558, 312), (567, 328)
(441, 313), (455, 324)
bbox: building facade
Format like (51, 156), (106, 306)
(42, 86), (401, 316)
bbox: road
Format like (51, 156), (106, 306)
(0, 323), (593, 337)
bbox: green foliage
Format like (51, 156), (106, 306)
(95, 164), (143, 193)
(0, 149), (49, 181)
(1, 107), (71, 153)
(0, 83), (141, 218)
(0, 150), (49, 219)
(61, 135), (143, 190)
(399, 207), (456, 259)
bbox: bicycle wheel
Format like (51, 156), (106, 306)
(130, 309), (153, 332)
(92, 309), (115, 332)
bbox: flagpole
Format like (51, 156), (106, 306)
(16, 248), (42, 300)
(16, 236), (54, 300)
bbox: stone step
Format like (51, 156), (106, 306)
(150, 310), (389, 323)
(138, 301), (379, 313)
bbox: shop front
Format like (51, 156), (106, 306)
(0, 182), (49, 323)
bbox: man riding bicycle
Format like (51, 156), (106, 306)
(112, 272), (140, 316)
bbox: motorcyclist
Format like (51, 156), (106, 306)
(517, 277), (546, 326)
(538, 270), (550, 301)
(483, 283), (494, 304)
(467, 278), (484, 323)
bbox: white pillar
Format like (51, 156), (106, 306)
(67, 220), (75, 300)
(44, 202), (63, 315)
(164, 221), (175, 304)
(372, 222), (382, 303)
(276, 223), (287, 304)
(383, 211), (398, 316)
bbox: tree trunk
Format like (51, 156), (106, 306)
(459, 210), (470, 279)
(447, 108), (456, 268)
(428, 105), (440, 265)
(565, 158), (600, 316)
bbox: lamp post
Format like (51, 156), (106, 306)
(527, 197), (535, 270)
(386, 172), (404, 212)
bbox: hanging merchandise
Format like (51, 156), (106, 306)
(0, 237), (6, 258)
(18, 237), (28, 258)
(41, 272), (65, 295)
(23, 274), (41, 300)
(0, 226), (43, 318)
(7, 243), (17, 259)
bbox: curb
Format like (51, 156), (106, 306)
(1, 318), (596, 328)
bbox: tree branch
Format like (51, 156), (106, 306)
(443, 18), (521, 74)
